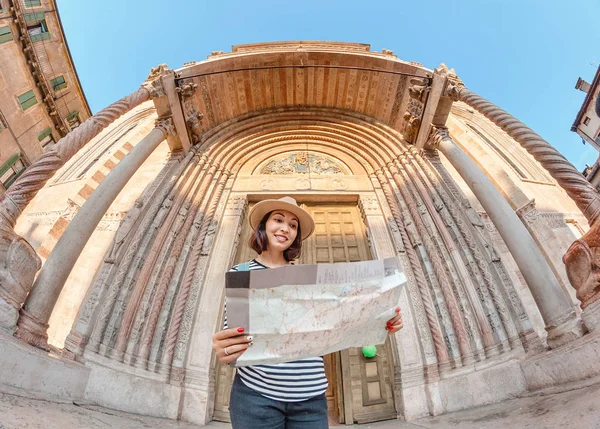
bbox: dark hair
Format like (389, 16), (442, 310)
(250, 211), (302, 261)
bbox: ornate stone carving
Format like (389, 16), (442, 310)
(142, 64), (171, 98)
(178, 79), (204, 144)
(105, 199), (145, 264)
(387, 217), (405, 253)
(225, 196), (246, 216)
(260, 152), (347, 175)
(0, 236), (41, 311)
(358, 195), (379, 216)
(401, 78), (428, 144)
(330, 178), (348, 190)
(564, 223), (600, 309)
(293, 178), (311, 190)
(176, 81), (198, 98)
(155, 116), (177, 137)
(402, 112), (421, 144)
(516, 199), (539, 224)
(258, 179), (274, 190)
(201, 218), (219, 256)
(408, 78), (429, 104)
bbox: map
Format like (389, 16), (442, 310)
(226, 257), (406, 366)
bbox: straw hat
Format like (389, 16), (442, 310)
(248, 196), (315, 240)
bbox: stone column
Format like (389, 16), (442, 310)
(0, 87), (155, 333)
(15, 119), (176, 349)
(444, 77), (600, 333)
(431, 128), (583, 348)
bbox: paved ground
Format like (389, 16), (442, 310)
(1, 382), (599, 429)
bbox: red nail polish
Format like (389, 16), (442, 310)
(386, 321), (392, 326)
(237, 327), (244, 333)
(395, 307), (401, 313)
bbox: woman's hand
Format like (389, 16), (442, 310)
(386, 307), (403, 335)
(212, 327), (253, 365)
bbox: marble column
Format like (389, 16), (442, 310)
(15, 119), (175, 349)
(431, 127), (584, 349)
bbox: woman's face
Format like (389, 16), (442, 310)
(264, 210), (299, 253)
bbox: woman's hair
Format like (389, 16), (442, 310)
(249, 211), (302, 261)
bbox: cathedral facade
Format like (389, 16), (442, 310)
(2, 42), (600, 426)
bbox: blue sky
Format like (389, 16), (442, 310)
(57, 0), (600, 170)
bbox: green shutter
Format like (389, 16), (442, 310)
(24, 0), (42, 6)
(0, 26), (12, 44)
(67, 110), (80, 121)
(18, 90), (37, 110)
(50, 75), (66, 91)
(38, 128), (52, 141)
(30, 31), (50, 42)
(0, 154), (20, 177)
(4, 169), (25, 188)
(23, 11), (45, 21)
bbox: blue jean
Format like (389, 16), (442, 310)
(229, 375), (329, 429)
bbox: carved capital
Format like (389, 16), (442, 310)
(426, 126), (449, 149)
(437, 64), (465, 101)
(141, 64), (171, 98)
(155, 116), (177, 137)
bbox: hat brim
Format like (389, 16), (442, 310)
(248, 200), (315, 241)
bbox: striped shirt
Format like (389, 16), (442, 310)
(224, 259), (329, 402)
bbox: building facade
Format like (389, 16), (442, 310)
(2, 42), (600, 427)
(0, 0), (91, 195)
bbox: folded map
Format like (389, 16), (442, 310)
(225, 257), (406, 366)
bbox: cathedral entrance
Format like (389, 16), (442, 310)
(213, 201), (397, 425)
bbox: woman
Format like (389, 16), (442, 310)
(212, 196), (403, 429)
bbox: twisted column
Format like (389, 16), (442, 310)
(449, 84), (600, 226)
(0, 87), (153, 333)
(431, 127), (584, 348)
(15, 120), (173, 349)
(162, 166), (230, 368)
(374, 171), (450, 365)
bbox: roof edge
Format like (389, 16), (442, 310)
(572, 64), (600, 132)
(52, 0), (93, 116)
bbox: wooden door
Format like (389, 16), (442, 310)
(212, 203), (397, 424)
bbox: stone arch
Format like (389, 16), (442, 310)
(61, 103), (539, 422)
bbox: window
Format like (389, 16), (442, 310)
(0, 26), (12, 44)
(18, 90), (37, 111)
(67, 110), (80, 129)
(24, 13), (50, 42)
(38, 127), (55, 151)
(24, 0), (42, 6)
(584, 116), (591, 126)
(0, 154), (26, 189)
(50, 75), (67, 92)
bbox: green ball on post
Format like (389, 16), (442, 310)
(362, 345), (377, 358)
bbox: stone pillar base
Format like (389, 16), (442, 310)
(546, 312), (585, 349)
(14, 308), (49, 351)
(0, 296), (18, 334)
(582, 299), (600, 333)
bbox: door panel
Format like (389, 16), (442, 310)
(212, 202), (397, 424)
